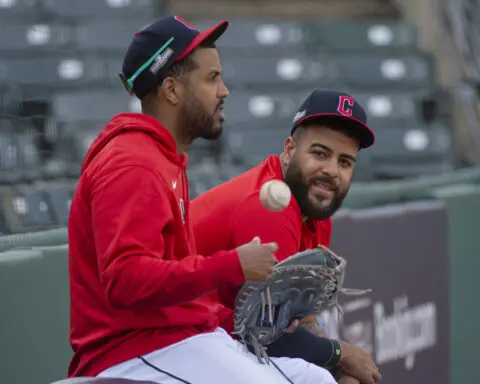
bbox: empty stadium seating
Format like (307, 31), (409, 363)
(302, 19), (419, 52)
(0, 4), (457, 226)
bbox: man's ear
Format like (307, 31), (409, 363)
(283, 136), (296, 166)
(159, 77), (180, 105)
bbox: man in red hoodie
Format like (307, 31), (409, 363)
(191, 90), (382, 384)
(68, 15), (336, 384)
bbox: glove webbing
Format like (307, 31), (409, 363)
(238, 246), (371, 365)
(317, 245), (372, 319)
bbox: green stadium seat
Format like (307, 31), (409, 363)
(370, 123), (455, 178)
(41, 182), (72, 226)
(52, 90), (140, 124)
(303, 20), (418, 52)
(0, 82), (23, 116)
(352, 89), (429, 123)
(16, 131), (43, 181)
(10, 184), (56, 232)
(0, 126), (22, 184)
(55, 121), (101, 168)
(188, 137), (223, 167)
(0, 55), (109, 89)
(225, 123), (290, 167)
(189, 169), (228, 198)
(65, 179), (78, 198)
(74, 18), (152, 51)
(0, 21), (74, 52)
(331, 53), (434, 89)
(42, 0), (157, 18)
(221, 54), (333, 89)
(352, 150), (375, 182)
(0, 245), (71, 384)
(192, 19), (307, 54)
(0, 0), (41, 18)
(105, 57), (128, 88)
(71, 123), (99, 157)
(223, 89), (310, 127)
(44, 127), (86, 178)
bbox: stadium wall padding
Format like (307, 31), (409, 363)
(431, 184), (480, 384)
(328, 200), (450, 384)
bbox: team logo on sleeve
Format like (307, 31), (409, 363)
(337, 96), (355, 117)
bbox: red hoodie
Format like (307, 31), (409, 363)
(68, 113), (245, 377)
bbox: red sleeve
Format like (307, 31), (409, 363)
(230, 192), (302, 262)
(91, 165), (245, 311)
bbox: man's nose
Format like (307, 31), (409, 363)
(218, 80), (229, 98)
(320, 159), (339, 178)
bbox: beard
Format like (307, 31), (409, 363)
(179, 88), (224, 141)
(284, 155), (349, 221)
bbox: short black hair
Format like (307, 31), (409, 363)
(292, 117), (362, 148)
(164, 40), (216, 80)
(142, 40), (217, 101)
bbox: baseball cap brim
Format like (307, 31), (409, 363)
(294, 113), (376, 149)
(177, 20), (229, 61)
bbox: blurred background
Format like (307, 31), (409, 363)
(0, 0), (479, 383)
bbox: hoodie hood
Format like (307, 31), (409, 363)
(81, 113), (187, 175)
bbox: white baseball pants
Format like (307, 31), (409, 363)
(97, 328), (336, 384)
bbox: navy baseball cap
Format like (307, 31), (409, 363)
(119, 15), (229, 99)
(292, 90), (375, 149)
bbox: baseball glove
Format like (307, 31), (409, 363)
(232, 245), (370, 363)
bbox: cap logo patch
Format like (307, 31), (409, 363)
(337, 95), (355, 116)
(174, 16), (196, 30)
(293, 109), (306, 124)
(149, 47), (174, 74)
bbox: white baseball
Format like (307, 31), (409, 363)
(259, 180), (292, 212)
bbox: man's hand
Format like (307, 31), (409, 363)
(298, 315), (380, 384)
(337, 372), (361, 384)
(339, 343), (382, 384)
(236, 237), (278, 281)
(299, 314), (327, 337)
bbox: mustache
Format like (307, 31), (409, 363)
(310, 175), (339, 192)
(216, 100), (224, 110)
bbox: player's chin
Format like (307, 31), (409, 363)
(201, 124), (223, 140)
(309, 193), (332, 210)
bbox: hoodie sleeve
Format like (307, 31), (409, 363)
(91, 164), (245, 311)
